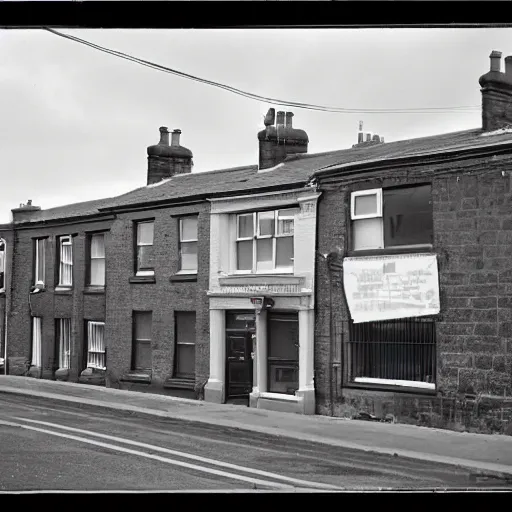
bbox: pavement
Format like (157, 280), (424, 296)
(1, 375), (512, 481)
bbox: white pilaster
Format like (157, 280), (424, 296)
(297, 308), (315, 414)
(254, 310), (268, 394)
(204, 308), (226, 404)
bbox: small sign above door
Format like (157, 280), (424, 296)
(236, 314), (255, 321)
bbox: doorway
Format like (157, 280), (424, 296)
(225, 311), (255, 402)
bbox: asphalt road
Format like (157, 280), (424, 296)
(0, 394), (511, 492)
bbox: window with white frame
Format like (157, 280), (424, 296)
(31, 317), (42, 367)
(88, 233), (105, 286)
(135, 221), (154, 276)
(351, 184), (433, 251)
(86, 321), (106, 370)
(235, 208), (299, 273)
(179, 216), (198, 273)
(0, 238), (5, 292)
(58, 236), (73, 287)
(34, 238), (46, 286)
(57, 318), (71, 369)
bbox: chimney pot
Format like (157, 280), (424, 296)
(276, 111), (285, 126)
(27, 199), (32, 206)
(171, 129), (181, 147)
(159, 126), (170, 146)
(505, 56), (512, 77)
(366, 133), (371, 142)
(490, 50), (502, 72)
(285, 112), (294, 128)
(264, 108), (276, 127)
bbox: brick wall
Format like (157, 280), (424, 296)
(105, 202), (210, 396)
(315, 152), (512, 434)
(7, 218), (113, 381)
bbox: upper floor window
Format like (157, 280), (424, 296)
(236, 208), (299, 273)
(58, 236), (73, 287)
(0, 239), (5, 292)
(351, 184), (433, 251)
(34, 238), (46, 286)
(88, 233), (105, 287)
(179, 216), (198, 273)
(135, 221), (154, 276)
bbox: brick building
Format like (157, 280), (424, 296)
(0, 223), (13, 374)
(311, 50), (512, 433)
(3, 50), (512, 432)
(2, 115), (324, 411)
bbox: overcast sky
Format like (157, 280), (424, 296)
(1, 27), (512, 223)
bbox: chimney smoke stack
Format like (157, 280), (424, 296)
(159, 126), (170, 146)
(490, 50), (502, 72)
(171, 129), (181, 147)
(285, 112), (294, 128)
(506, 56), (512, 77)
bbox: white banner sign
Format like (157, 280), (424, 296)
(343, 253), (440, 323)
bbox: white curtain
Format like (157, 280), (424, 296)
(90, 235), (105, 286)
(87, 321), (105, 369)
(31, 317), (42, 367)
(60, 239), (73, 286)
(59, 318), (71, 369)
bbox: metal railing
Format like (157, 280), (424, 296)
(347, 317), (436, 385)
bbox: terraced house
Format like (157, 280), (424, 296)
(2, 110), (324, 414)
(312, 50), (512, 433)
(2, 51), (512, 432)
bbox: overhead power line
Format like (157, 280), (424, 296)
(44, 28), (480, 115)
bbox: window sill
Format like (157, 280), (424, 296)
(347, 245), (434, 258)
(83, 286), (105, 295)
(129, 276), (156, 284)
(259, 392), (298, 402)
(55, 287), (72, 295)
(220, 275), (303, 286)
(164, 377), (195, 390)
(121, 371), (151, 384)
(344, 381), (437, 396)
(170, 274), (197, 282)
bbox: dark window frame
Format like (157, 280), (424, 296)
(0, 238), (5, 292)
(132, 310), (153, 371)
(174, 311), (196, 380)
(266, 311), (299, 395)
(346, 317), (437, 391)
(349, 183), (434, 254)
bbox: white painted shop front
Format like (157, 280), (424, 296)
(204, 187), (321, 414)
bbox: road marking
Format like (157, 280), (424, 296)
(4, 418), (292, 490)
(10, 416), (344, 491)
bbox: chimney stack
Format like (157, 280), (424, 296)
(171, 129), (181, 147)
(257, 108), (309, 170)
(146, 126), (193, 185)
(479, 50), (512, 132)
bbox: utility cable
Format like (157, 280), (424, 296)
(43, 28), (480, 115)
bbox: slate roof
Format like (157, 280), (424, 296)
(13, 126), (512, 224)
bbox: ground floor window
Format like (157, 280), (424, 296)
(31, 316), (42, 367)
(174, 311), (196, 379)
(348, 317), (436, 389)
(267, 312), (299, 395)
(86, 320), (106, 370)
(56, 318), (71, 369)
(132, 311), (152, 371)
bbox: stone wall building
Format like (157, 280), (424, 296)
(312, 50), (512, 434)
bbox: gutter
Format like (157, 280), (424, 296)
(13, 213), (116, 231)
(97, 182), (309, 215)
(312, 138), (512, 181)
